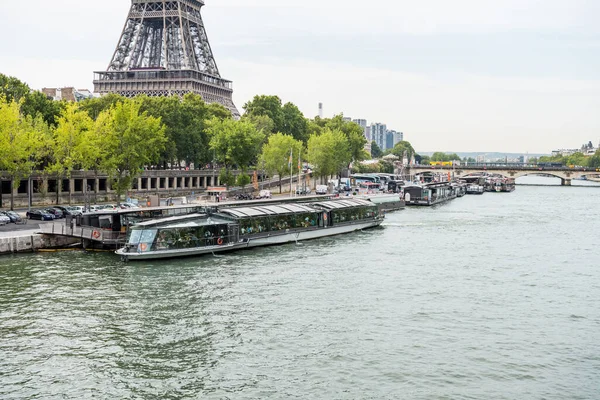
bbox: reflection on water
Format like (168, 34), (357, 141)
(1, 183), (599, 399)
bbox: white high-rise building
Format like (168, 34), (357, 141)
(370, 123), (387, 151)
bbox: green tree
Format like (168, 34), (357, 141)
(260, 133), (303, 193)
(243, 95), (284, 133)
(46, 103), (96, 204)
(79, 93), (125, 120)
(281, 102), (309, 143)
(323, 115), (367, 163)
(21, 91), (64, 126)
(307, 129), (350, 182)
(0, 73), (30, 103)
(0, 98), (46, 209)
(95, 99), (166, 204)
(390, 141), (416, 161)
(242, 114), (275, 140)
(206, 102), (233, 121)
(371, 141), (383, 158)
(207, 118), (265, 187)
(588, 150), (600, 168)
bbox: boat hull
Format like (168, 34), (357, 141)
(116, 219), (382, 261)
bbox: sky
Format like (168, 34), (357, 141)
(1, 0), (599, 153)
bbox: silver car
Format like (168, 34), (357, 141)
(0, 214), (10, 225)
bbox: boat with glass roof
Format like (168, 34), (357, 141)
(115, 199), (383, 261)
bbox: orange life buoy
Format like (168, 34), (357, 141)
(139, 243), (148, 252)
(92, 230), (100, 239)
(217, 237), (224, 245)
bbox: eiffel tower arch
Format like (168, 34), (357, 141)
(93, 0), (240, 117)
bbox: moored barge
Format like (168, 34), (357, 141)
(116, 199), (383, 261)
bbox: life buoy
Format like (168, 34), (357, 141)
(217, 237), (224, 245)
(139, 243), (148, 252)
(323, 213), (328, 221)
(92, 230), (100, 239)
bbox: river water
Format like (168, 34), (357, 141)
(1, 177), (599, 399)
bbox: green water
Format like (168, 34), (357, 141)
(1, 181), (599, 399)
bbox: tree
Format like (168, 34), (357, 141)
(242, 114), (275, 140)
(21, 91), (64, 126)
(46, 103), (96, 204)
(323, 115), (367, 163)
(371, 141), (383, 158)
(0, 73), (30, 103)
(260, 133), (303, 193)
(79, 93), (125, 120)
(281, 102), (309, 143)
(307, 129), (350, 182)
(243, 95), (284, 133)
(207, 118), (265, 187)
(390, 141), (415, 160)
(95, 99), (166, 204)
(589, 150), (600, 168)
(0, 98), (46, 209)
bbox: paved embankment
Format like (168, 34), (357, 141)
(0, 223), (80, 255)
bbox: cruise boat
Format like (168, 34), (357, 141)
(116, 199), (383, 261)
(466, 184), (485, 195)
(402, 182), (457, 206)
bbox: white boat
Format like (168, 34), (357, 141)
(116, 199), (383, 261)
(466, 184), (485, 194)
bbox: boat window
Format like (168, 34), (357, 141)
(140, 229), (157, 246)
(128, 229), (142, 244)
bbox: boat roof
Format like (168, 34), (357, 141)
(219, 203), (316, 218)
(312, 199), (374, 210)
(130, 213), (234, 229)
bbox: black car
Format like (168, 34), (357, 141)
(0, 211), (23, 223)
(26, 210), (54, 221)
(44, 208), (64, 219)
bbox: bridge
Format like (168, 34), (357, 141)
(405, 164), (600, 186)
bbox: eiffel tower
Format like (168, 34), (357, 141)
(93, 0), (239, 117)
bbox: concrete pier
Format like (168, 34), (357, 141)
(0, 233), (80, 255)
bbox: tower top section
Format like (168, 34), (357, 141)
(107, 0), (218, 76)
(132, 0), (205, 5)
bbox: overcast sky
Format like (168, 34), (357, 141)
(1, 0), (599, 153)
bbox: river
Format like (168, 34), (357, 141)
(1, 177), (599, 399)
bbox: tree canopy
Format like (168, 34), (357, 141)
(260, 133), (303, 193)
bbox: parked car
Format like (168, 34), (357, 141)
(55, 206), (82, 216)
(26, 210), (54, 221)
(257, 190), (272, 199)
(44, 208), (64, 219)
(296, 187), (312, 195)
(0, 211), (23, 223)
(120, 202), (139, 209)
(0, 214), (10, 225)
(315, 185), (328, 195)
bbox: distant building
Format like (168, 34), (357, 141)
(476, 155), (486, 163)
(342, 116), (352, 122)
(370, 123), (387, 151)
(551, 149), (579, 157)
(42, 87), (94, 102)
(385, 130), (403, 149)
(318, 103), (323, 118)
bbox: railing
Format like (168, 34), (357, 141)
(39, 222), (125, 245)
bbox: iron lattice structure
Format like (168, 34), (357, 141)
(94, 0), (239, 117)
